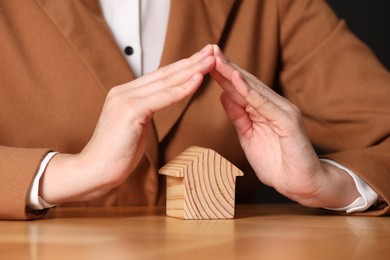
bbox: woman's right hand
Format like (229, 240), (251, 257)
(39, 45), (216, 205)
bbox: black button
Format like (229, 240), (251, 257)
(124, 46), (134, 56)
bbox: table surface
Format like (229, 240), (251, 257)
(0, 204), (389, 260)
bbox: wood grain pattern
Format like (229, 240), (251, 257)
(159, 146), (244, 219)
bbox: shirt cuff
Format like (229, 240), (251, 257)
(27, 152), (58, 210)
(321, 159), (378, 213)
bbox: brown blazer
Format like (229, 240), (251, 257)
(0, 0), (389, 219)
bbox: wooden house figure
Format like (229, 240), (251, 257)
(159, 146), (244, 219)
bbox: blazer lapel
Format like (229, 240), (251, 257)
(153, 0), (238, 142)
(34, 0), (136, 93)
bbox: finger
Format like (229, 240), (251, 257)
(213, 45), (288, 108)
(213, 44), (230, 63)
(220, 91), (252, 136)
(233, 66), (288, 108)
(116, 44), (214, 94)
(213, 56), (284, 109)
(214, 55), (236, 82)
(231, 71), (294, 136)
(216, 57), (289, 109)
(210, 66), (247, 107)
(122, 54), (215, 99)
(130, 72), (205, 119)
(213, 45), (250, 82)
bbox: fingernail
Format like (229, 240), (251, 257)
(212, 44), (220, 53)
(200, 44), (210, 53)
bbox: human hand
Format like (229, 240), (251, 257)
(39, 45), (216, 205)
(211, 45), (359, 208)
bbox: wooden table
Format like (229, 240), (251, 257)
(0, 204), (389, 260)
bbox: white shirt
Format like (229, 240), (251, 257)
(27, 0), (378, 213)
(99, 0), (170, 76)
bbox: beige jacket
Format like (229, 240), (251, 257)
(0, 0), (389, 219)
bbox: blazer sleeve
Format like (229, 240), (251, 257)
(277, 0), (390, 215)
(0, 146), (51, 220)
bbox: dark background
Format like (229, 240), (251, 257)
(257, 0), (390, 203)
(328, 0), (390, 70)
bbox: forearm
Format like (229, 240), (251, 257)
(39, 153), (114, 205)
(293, 161), (361, 209)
